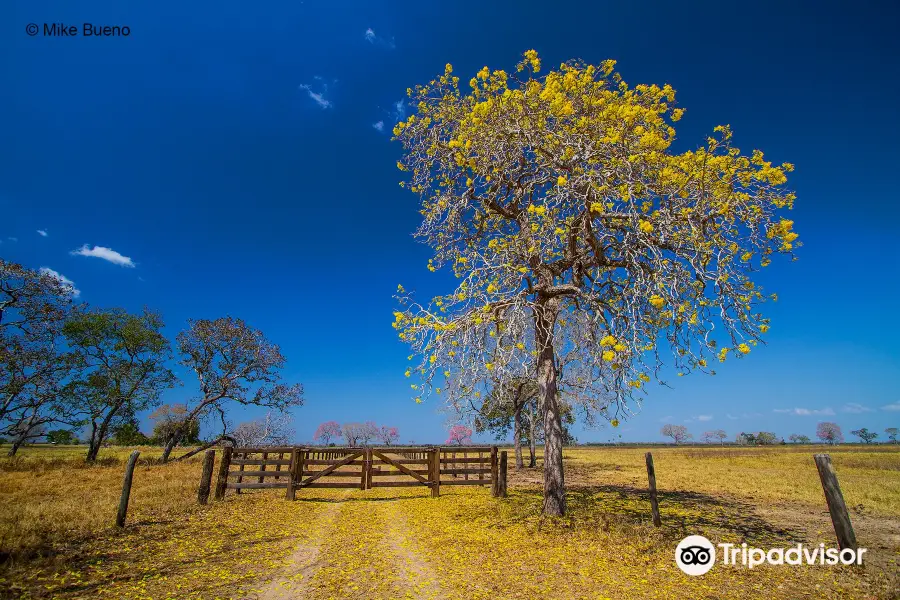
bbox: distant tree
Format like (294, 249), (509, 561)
(850, 427), (877, 444)
(167, 317), (304, 462)
(756, 431), (779, 445)
(661, 424), (691, 444)
(314, 421), (341, 445)
(886, 427), (899, 443)
(378, 425), (400, 446)
(702, 429), (727, 444)
(788, 433), (811, 444)
(111, 417), (150, 446)
(816, 422), (843, 445)
(46, 429), (78, 445)
(342, 422), (363, 446)
(231, 411), (294, 447)
(64, 308), (177, 462)
(360, 421), (379, 445)
(446, 425), (473, 446)
(736, 432), (756, 445)
(149, 404), (201, 447)
(475, 378), (538, 469)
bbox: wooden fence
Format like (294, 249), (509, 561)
(209, 446), (503, 500)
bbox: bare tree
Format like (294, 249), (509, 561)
(360, 421), (378, 445)
(701, 429), (727, 444)
(164, 317), (303, 462)
(342, 422), (363, 446)
(378, 425), (400, 446)
(661, 424), (691, 444)
(392, 53), (799, 515)
(232, 411), (294, 447)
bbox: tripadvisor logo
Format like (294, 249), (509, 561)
(675, 535), (867, 576)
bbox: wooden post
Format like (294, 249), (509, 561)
(490, 446), (499, 497)
(214, 446), (233, 500)
(235, 453), (245, 494)
(116, 450), (140, 527)
(197, 449), (216, 505)
(497, 451), (508, 498)
(814, 454), (857, 550)
(645, 452), (662, 527)
(464, 450), (469, 481)
(430, 447), (440, 498)
(285, 448), (299, 500)
(258, 451), (268, 483)
(295, 448), (305, 491)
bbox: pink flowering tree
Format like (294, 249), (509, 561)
(446, 425), (473, 446)
(378, 425), (400, 446)
(816, 422), (843, 445)
(313, 421), (341, 445)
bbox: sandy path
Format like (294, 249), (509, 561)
(257, 489), (447, 600)
(380, 507), (446, 600)
(257, 495), (348, 600)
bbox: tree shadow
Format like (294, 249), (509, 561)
(500, 483), (806, 546)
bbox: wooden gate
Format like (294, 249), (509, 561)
(211, 446), (502, 500)
(369, 448), (432, 489)
(298, 448), (366, 490)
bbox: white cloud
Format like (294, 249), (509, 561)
(393, 99), (406, 120)
(298, 84), (332, 109)
(882, 402), (900, 412)
(364, 27), (395, 48)
(773, 407), (835, 416)
(659, 415), (674, 423)
(39, 267), (80, 298)
(841, 403), (873, 414)
(372, 120), (384, 132)
(7, 237), (17, 242)
(37, 230), (48, 237)
(70, 244), (135, 267)
(696, 415), (713, 422)
(726, 414), (738, 420)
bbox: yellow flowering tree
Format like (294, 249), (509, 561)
(392, 51), (798, 515)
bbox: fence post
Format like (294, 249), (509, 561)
(214, 446), (233, 501)
(259, 451), (268, 484)
(295, 448), (305, 491)
(645, 452), (662, 527)
(490, 446), (499, 497)
(431, 447), (441, 498)
(197, 449), (216, 505)
(814, 454), (857, 550)
(235, 452), (245, 494)
(497, 451), (508, 498)
(285, 448), (299, 500)
(116, 450), (141, 527)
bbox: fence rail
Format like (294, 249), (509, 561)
(211, 446), (505, 500)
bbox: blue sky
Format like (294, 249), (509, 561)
(3, 0), (899, 444)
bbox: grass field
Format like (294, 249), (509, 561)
(0, 444), (898, 599)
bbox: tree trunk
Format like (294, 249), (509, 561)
(528, 404), (537, 468)
(161, 433), (180, 463)
(86, 421), (101, 462)
(513, 399), (524, 470)
(535, 301), (565, 516)
(88, 415), (115, 462)
(8, 437), (24, 457)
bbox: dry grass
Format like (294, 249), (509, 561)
(0, 444), (897, 599)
